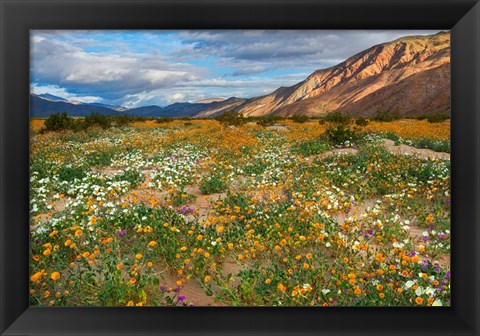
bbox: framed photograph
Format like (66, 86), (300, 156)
(1, 0), (479, 335)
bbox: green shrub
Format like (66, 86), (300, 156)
(112, 114), (138, 127)
(322, 112), (351, 124)
(215, 111), (246, 127)
(290, 115), (310, 123)
(155, 117), (174, 123)
(355, 117), (369, 126)
(43, 113), (139, 133)
(373, 110), (402, 122)
(84, 113), (111, 129)
(426, 113), (450, 123)
(44, 113), (73, 132)
(324, 124), (359, 146)
(256, 115), (284, 127)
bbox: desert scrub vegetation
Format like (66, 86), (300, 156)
(355, 117), (369, 127)
(41, 112), (148, 133)
(321, 111), (351, 124)
(214, 111), (247, 127)
(415, 113), (450, 123)
(255, 115), (284, 127)
(323, 124), (362, 147)
(289, 115), (310, 123)
(30, 117), (450, 307)
(373, 110), (403, 122)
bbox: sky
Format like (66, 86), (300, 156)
(30, 30), (443, 108)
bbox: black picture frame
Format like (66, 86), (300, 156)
(1, 0), (479, 335)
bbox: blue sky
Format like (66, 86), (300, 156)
(30, 30), (443, 108)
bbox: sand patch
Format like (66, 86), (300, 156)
(381, 139), (450, 160)
(266, 125), (288, 132)
(157, 267), (226, 306)
(316, 147), (359, 160)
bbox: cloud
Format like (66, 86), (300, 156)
(31, 83), (102, 103)
(229, 65), (267, 77)
(31, 34), (206, 102)
(177, 30), (443, 72)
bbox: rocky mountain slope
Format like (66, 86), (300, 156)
(227, 31), (450, 117)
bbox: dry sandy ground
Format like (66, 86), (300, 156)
(381, 138), (450, 160)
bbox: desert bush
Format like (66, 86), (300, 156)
(215, 111), (246, 126)
(43, 113), (139, 132)
(83, 113), (111, 129)
(373, 110), (402, 122)
(322, 112), (351, 124)
(155, 117), (174, 123)
(43, 113), (73, 132)
(290, 115), (310, 123)
(416, 113), (450, 123)
(256, 115), (284, 127)
(324, 124), (359, 146)
(355, 117), (369, 126)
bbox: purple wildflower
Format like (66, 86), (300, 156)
(421, 260), (429, 270)
(178, 295), (186, 301)
(159, 285), (167, 291)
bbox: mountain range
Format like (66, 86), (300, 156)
(31, 32), (450, 119)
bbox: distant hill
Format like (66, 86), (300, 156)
(194, 98), (226, 104)
(30, 94), (120, 117)
(30, 94), (246, 118)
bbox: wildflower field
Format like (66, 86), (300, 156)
(29, 118), (451, 307)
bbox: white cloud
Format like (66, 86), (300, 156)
(30, 35), (206, 100)
(31, 83), (102, 103)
